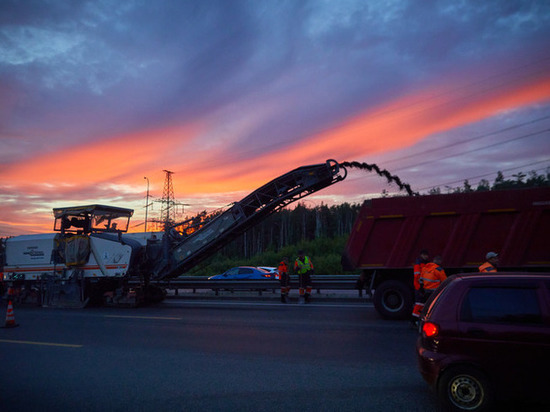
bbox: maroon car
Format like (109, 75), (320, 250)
(416, 273), (550, 411)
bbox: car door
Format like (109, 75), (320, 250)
(456, 280), (550, 399)
(222, 267), (239, 279)
(237, 267), (254, 279)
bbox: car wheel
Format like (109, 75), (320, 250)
(438, 366), (493, 412)
(373, 280), (413, 319)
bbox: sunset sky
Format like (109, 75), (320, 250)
(1, 0), (550, 236)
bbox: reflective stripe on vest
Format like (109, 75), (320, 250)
(295, 256), (312, 274)
(420, 263), (445, 290)
(479, 262), (496, 273)
(419, 277), (441, 284)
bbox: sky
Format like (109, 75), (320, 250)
(1, 0), (550, 236)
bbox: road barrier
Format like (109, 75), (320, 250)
(138, 275), (367, 297)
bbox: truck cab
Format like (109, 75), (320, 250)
(53, 205), (133, 235)
(1, 205), (144, 306)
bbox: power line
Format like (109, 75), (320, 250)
(290, 55), (550, 158)
(344, 117), (550, 185)
(382, 114), (550, 165)
(357, 55), (550, 126)
(417, 158), (550, 191)
(392, 127), (550, 173)
(354, 55), (550, 130)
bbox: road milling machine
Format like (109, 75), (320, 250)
(0, 160), (346, 307)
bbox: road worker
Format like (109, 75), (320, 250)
(278, 257), (291, 303)
(294, 250), (313, 304)
(410, 249), (429, 327)
(479, 252), (498, 273)
(419, 256), (446, 299)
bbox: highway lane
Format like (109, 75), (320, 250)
(0, 301), (436, 411)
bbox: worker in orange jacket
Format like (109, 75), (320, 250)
(411, 249), (429, 326)
(413, 249), (429, 290)
(278, 257), (290, 303)
(479, 252), (498, 273)
(419, 256), (447, 296)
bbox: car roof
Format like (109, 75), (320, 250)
(226, 266), (268, 272)
(451, 272), (550, 282)
(442, 273), (550, 291)
(424, 272), (550, 316)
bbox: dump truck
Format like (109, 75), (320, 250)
(342, 186), (550, 319)
(0, 160), (346, 307)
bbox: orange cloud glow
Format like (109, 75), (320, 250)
(2, 71), (549, 236)
(286, 74), (550, 164)
(2, 122), (204, 187)
(5, 74), (549, 202)
(170, 78), (550, 200)
(191, 72), (550, 194)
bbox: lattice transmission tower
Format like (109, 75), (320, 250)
(160, 169), (176, 229)
(155, 170), (189, 231)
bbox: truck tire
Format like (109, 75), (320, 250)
(373, 280), (412, 320)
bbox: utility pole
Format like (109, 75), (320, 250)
(144, 176), (151, 232)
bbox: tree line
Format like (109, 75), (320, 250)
(186, 203), (361, 276)
(428, 168), (550, 194)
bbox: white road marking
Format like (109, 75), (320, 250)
(0, 339), (83, 348)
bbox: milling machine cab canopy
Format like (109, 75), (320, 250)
(53, 205), (134, 234)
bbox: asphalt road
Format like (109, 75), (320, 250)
(1, 299), (435, 412)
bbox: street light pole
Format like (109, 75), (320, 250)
(144, 176), (150, 232)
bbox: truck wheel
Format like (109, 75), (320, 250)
(373, 280), (412, 319)
(437, 366), (493, 411)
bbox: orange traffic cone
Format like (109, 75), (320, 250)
(3, 300), (19, 328)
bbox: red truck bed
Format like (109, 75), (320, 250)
(344, 187), (550, 271)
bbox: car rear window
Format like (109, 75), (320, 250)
(460, 287), (543, 324)
(423, 276), (455, 318)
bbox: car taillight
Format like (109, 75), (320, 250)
(422, 322), (439, 338)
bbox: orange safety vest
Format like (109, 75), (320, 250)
(419, 263), (447, 290)
(413, 258), (428, 290)
(277, 261), (288, 279)
(479, 262), (497, 273)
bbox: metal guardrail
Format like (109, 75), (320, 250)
(141, 275), (366, 297)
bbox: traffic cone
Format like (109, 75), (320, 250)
(2, 300), (19, 328)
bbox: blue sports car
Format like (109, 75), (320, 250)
(208, 266), (275, 280)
